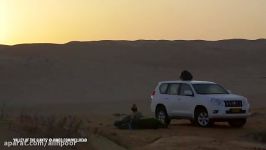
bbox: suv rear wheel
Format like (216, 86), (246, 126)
(156, 106), (171, 127)
(195, 108), (212, 127)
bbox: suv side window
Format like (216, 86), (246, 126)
(179, 83), (193, 96)
(167, 83), (180, 95)
(159, 83), (168, 94)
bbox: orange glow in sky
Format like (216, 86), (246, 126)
(1, 0), (266, 45)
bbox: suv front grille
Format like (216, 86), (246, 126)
(224, 100), (242, 107)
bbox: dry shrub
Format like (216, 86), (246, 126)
(10, 113), (88, 138)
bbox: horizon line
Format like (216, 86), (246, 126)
(1, 38), (266, 46)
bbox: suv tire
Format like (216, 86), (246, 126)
(228, 119), (246, 128)
(195, 108), (212, 127)
(155, 106), (171, 127)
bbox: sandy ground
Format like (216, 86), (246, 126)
(1, 108), (266, 150)
(0, 40), (266, 149)
(83, 108), (266, 150)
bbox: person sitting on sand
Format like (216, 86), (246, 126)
(129, 104), (143, 128)
(114, 104), (143, 129)
(114, 104), (165, 129)
(130, 104), (143, 122)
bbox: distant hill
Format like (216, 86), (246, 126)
(0, 44), (10, 50)
(0, 39), (266, 114)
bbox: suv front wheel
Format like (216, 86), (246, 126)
(155, 106), (171, 127)
(195, 108), (212, 127)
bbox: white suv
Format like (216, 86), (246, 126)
(150, 80), (250, 127)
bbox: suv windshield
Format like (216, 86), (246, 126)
(192, 83), (229, 94)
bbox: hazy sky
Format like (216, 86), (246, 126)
(1, 0), (266, 45)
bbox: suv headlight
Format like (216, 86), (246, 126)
(210, 98), (223, 106)
(242, 99), (246, 106)
(242, 98), (250, 107)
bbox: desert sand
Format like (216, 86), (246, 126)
(0, 39), (266, 149)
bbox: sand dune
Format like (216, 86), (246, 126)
(0, 39), (266, 115)
(1, 40), (266, 150)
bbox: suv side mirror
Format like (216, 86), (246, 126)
(184, 90), (193, 96)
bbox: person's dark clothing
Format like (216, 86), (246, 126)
(180, 70), (193, 81)
(114, 115), (131, 129)
(114, 115), (164, 129)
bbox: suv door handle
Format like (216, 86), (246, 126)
(164, 98), (169, 100)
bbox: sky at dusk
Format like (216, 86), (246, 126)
(1, 0), (266, 45)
